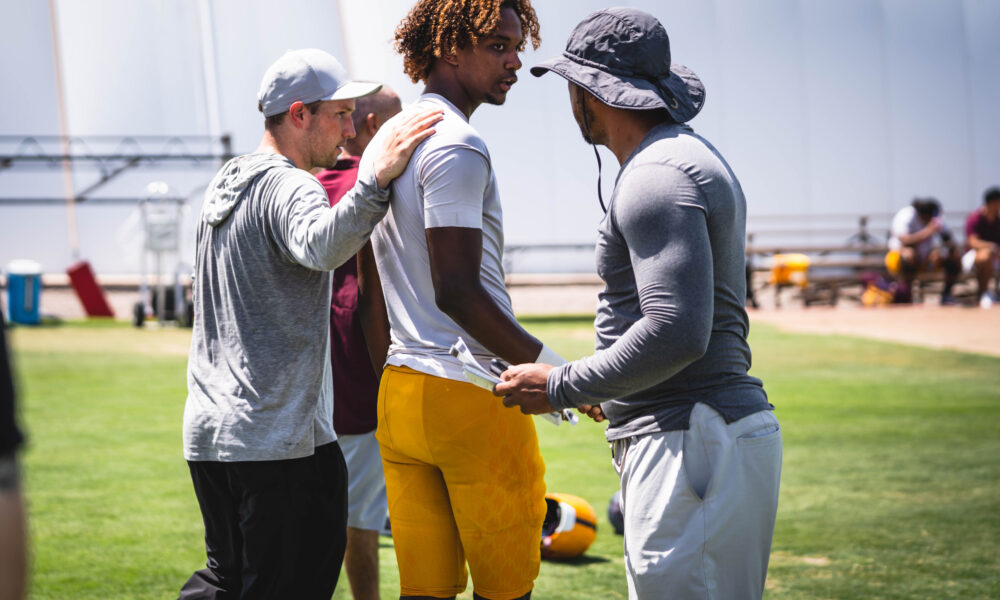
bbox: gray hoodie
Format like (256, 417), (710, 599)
(183, 152), (389, 461)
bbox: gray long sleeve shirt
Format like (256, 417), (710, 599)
(547, 123), (771, 441)
(183, 152), (389, 461)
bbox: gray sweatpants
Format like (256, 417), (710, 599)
(612, 403), (782, 599)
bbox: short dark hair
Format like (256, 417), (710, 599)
(984, 186), (1000, 205)
(911, 197), (941, 219)
(258, 99), (323, 129)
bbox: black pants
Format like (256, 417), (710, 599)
(179, 442), (348, 600)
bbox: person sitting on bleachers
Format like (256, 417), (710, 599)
(888, 197), (960, 304)
(961, 187), (1000, 308)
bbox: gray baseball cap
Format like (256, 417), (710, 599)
(530, 7), (705, 123)
(257, 48), (382, 118)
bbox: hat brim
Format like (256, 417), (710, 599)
(325, 80), (382, 102)
(531, 54), (704, 123)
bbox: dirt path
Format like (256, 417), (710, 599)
(748, 305), (1000, 357)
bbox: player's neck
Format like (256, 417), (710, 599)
(603, 116), (659, 166)
(255, 130), (307, 170)
(424, 71), (478, 120)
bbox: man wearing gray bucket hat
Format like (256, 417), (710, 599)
(180, 48), (441, 599)
(495, 8), (782, 599)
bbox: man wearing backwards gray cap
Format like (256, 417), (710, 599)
(179, 48), (441, 599)
(495, 8), (782, 599)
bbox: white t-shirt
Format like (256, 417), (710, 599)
(889, 205), (952, 258)
(370, 94), (515, 381)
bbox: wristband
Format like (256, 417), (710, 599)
(536, 344), (567, 367)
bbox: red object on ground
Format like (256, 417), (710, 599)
(66, 261), (114, 317)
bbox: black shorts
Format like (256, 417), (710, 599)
(179, 442), (348, 600)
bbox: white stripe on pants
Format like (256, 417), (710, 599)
(612, 403), (782, 599)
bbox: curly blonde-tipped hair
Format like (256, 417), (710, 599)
(394, 0), (541, 83)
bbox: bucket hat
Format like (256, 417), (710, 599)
(258, 49), (381, 117)
(530, 7), (705, 123)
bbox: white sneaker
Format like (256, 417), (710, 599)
(981, 292), (996, 309)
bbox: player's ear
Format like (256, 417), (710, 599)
(288, 101), (308, 129)
(365, 113), (379, 137)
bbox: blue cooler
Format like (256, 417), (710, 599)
(5, 260), (43, 325)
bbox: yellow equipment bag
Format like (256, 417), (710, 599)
(884, 249), (901, 275)
(769, 253), (810, 287)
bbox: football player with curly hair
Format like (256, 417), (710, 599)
(357, 1), (558, 599)
(394, 0), (540, 85)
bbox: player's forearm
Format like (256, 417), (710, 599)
(0, 457), (26, 600)
(968, 235), (997, 251)
(300, 170), (390, 271)
(548, 203), (714, 409)
(547, 303), (710, 410)
(435, 284), (542, 365)
(358, 303), (391, 374)
(898, 227), (934, 247)
(357, 244), (391, 373)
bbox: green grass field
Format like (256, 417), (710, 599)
(6, 317), (1000, 599)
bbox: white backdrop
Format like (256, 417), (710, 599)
(0, 0), (998, 274)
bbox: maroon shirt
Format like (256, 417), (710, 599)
(965, 209), (1000, 249)
(316, 157), (379, 435)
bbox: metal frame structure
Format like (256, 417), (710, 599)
(0, 134), (233, 205)
(133, 186), (189, 327)
(0, 134), (232, 325)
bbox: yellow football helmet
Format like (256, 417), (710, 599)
(541, 493), (597, 559)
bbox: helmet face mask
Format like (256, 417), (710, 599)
(542, 498), (577, 536)
(541, 493), (597, 559)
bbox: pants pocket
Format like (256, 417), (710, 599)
(737, 412), (781, 447)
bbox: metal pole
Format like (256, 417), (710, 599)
(48, 0), (80, 260)
(139, 202), (149, 317)
(196, 0), (223, 141)
(156, 250), (165, 324)
(334, 0), (355, 75)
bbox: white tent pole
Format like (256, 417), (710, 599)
(48, 0), (79, 261)
(197, 0), (223, 141)
(876, 0), (896, 214)
(334, 0), (355, 75)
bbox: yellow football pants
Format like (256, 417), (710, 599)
(376, 365), (547, 600)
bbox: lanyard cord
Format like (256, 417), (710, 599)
(579, 91), (607, 215)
